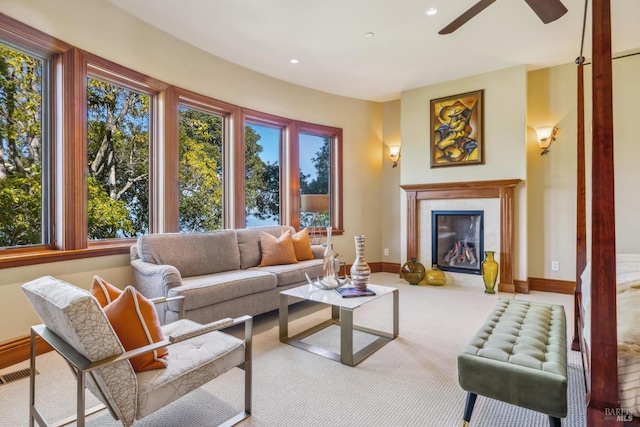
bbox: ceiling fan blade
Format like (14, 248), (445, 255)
(438, 0), (498, 35)
(523, 0), (568, 24)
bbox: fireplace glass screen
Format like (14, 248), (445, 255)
(432, 210), (484, 275)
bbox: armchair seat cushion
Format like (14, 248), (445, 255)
(136, 319), (245, 419)
(168, 270), (277, 311)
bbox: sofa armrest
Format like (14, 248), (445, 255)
(131, 259), (183, 298)
(131, 259), (183, 324)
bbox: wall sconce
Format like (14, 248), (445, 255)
(535, 126), (558, 155)
(388, 144), (401, 168)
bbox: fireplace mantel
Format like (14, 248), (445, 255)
(401, 179), (522, 292)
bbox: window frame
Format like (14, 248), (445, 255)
(293, 121), (344, 235)
(242, 109), (291, 228)
(169, 88), (240, 232)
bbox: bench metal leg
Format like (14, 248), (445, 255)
(549, 415), (561, 427)
(462, 392), (477, 426)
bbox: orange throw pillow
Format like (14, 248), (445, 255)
(103, 286), (168, 372)
(292, 228), (314, 261)
(259, 230), (298, 266)
(91, 276), (123, 307)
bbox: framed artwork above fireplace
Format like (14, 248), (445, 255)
(430, 89), (484, 168)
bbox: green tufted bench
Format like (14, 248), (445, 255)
(457, 298), (567, 427)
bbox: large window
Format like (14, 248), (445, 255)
(299, 132), (330, 230)
(86, 77), (150, 239)
(178, 105), (224, 232)
(245, 122), (281, 227)
(0, 13), (343, 267)
(296, 122), (342, 234)
(0, 42), (47, 248)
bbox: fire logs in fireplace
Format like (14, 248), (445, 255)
(443, 240), (477, 266)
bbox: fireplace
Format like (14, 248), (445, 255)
(432, 211), (483, 275)
(401, 179), (522, 292)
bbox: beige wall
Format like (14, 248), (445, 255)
(399, 66), (529, 281)
(527, 64), (578, 280)
(0, 0), (382, 342)
(381, 100), (402, 264)
(527, 53), (640, 280)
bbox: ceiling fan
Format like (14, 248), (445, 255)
(438, 0), (568, 35)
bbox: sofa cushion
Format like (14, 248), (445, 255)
(168, 270), (277, 311)
(137, 230), (240, 278)
(252, 258), (323, 287)
(259, 230), (298, 266)
(292, 228), (314, 261)
(237, 226), (294, 269)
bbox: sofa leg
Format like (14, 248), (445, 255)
(549, 415), (561, 427)
(462, 392), (477, 426)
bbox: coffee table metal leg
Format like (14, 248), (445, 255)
(393, 288), (399, 338)
(331, 304), (340, 320)
(279, 293), (288, 341)
(340, 307), (354, 366)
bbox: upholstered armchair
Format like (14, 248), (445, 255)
(21, 276), (252, 427)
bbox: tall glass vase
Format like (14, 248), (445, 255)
(350, 235), (371, 290)
(481, 251), (499, 294)
(322, 227), (338, 288)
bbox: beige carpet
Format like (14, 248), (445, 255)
(0, 273), (585, 427)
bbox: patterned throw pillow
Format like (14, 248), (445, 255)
(259, 229), (299, 266)
(103, 286), (168, 372)
(292, 228), (314, 261)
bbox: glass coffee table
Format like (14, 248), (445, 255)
(279, 284), (399, 366)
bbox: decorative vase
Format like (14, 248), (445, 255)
(321, 226), (338, 288)
(350, 234), (371, 290)
(426, 264), (446, 286)
(401, 258), (426, 285)
(481, 251), (499, 294)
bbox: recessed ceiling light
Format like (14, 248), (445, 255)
(290, 59), (299, 64)
(425, 8), (438, 16)
(364, 32), (375, 39)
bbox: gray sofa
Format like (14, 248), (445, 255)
(130, 226), (323, 324)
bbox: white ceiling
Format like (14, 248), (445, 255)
(109, 0), (640, 102)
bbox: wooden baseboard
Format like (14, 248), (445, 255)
(529, 277), (576, 295)
(381, 262), (401, 275)
(0, 335), (52, 370)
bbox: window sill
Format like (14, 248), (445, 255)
(0, 243), (132, 269)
